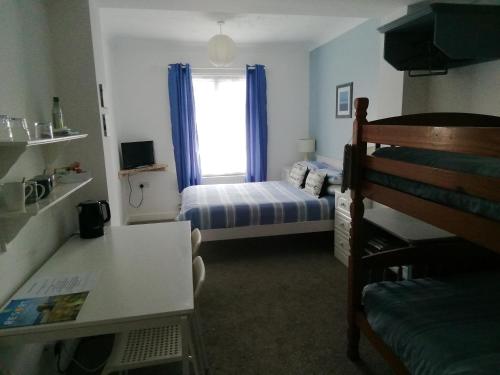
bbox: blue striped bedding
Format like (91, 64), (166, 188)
(176, 181), (335, 230)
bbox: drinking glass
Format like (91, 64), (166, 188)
(34, 122), (54, 139)
(9, 117), (31, 141)
(0, 115), (13, 141)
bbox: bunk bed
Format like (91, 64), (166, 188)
(343, 97), (500, 375)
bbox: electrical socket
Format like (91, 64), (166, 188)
(139, 182), (150, 189)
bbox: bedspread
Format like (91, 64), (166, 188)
(176, 181), (335, 230)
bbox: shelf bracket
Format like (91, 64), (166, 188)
(0, 229), (6, 253)
(42, 141), (71, 169)
(0, 145), (27, 179)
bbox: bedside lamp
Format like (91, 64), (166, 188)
(297, 138), (315, 160)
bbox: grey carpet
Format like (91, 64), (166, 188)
(67, 232), (392, 375)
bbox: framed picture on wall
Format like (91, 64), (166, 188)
(336, 82), (353, 118)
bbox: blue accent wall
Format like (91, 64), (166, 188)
(309, 19), (381, 160)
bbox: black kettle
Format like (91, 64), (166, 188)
(77, 200), (111, 238)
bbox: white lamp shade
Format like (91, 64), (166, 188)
(208, 34), (236, 67)
(297, 138), (316, 153)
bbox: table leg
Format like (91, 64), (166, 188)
(192, 311), (209, 373)
(181, 317), (190, 375)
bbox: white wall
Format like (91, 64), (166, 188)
(89, 0), (124, 225)
(47, 0), (108, 202)
(403, 59), (500, 116)
(0, 1), (77, 374)
(0, 1), (107, 373)
(101, 35), (310, 222)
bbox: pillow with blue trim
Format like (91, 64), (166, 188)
(304, 161), (343, 185)
(287, 162), (308, 188)
(303, 169), (327, 197)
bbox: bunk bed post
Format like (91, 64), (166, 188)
(347, 97), (369, 361)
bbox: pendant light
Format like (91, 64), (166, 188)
(208, 21), (236, 67)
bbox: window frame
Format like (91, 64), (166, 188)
(192, 70), (247, 179)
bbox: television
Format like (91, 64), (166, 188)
(121, 141), (155, 169)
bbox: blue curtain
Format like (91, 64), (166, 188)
(168, 63), (201, 192)
(245, 64), (268, 182)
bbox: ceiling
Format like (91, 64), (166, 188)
(96, 0), (419, 18)
(101, 9), (368, 49)
(97, 0), (422, 49)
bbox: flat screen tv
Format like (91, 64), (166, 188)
(121, 141), (155, 170)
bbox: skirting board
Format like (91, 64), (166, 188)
(127, 210), (179, 224)
(200, 220), (334, 242)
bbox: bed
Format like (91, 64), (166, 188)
(343, 97), (500, 374)
(176, 180), (336, 241)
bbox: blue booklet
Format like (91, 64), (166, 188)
(0, 292), (88, 329)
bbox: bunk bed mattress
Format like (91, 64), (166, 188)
(363, 272), (500, 375)
(367, 147), (500, 221)
(177, 181), (335, 230)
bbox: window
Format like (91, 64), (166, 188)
(192, 74), (246, 176)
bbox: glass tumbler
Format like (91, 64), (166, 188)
(9, 117), (31, 141)
(0, 115), (13, 141)
(34, 122), (54, 139)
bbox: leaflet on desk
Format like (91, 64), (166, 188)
(0, 272), (99, 329)
(13, 271), (100, 299)
(0, 292), (89, 328)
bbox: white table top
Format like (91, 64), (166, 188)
(364, 205), (454, 243)
(0, 222), (193, 344)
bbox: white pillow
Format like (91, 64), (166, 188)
(326, 185), (338, 195)
(287, 162), (308, 188)
(303, 169), (327, 197)
(327, 171), (343, 185)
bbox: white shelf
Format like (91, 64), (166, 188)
(0, 178), (93, 219)
(0, 134), (88, 147)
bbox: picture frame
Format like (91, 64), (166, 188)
(336, 82), (353, 118)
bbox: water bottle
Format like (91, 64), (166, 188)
(52, 97), (65, 129)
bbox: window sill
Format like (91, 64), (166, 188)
(201, 174), (246, 185)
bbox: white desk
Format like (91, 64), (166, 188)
(0, 222), (193, 345)
(364, 205), (454, 243)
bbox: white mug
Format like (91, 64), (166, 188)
(0, 182), (34, 212)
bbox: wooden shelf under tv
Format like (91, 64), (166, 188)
(118, 164), (168, 177)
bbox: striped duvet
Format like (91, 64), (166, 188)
(176, 181), (335, 230)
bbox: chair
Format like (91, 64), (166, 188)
(102, 256), (208, 375)
(191, 228), (202, 258)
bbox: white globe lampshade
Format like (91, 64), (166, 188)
(208, 34), (236, 67)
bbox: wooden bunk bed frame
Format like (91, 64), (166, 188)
(343, 97), (500, 374)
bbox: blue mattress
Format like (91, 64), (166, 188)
(363, 272), (500, 375)
(367, 147), (500, 221)
(176, 181), (335, 230)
